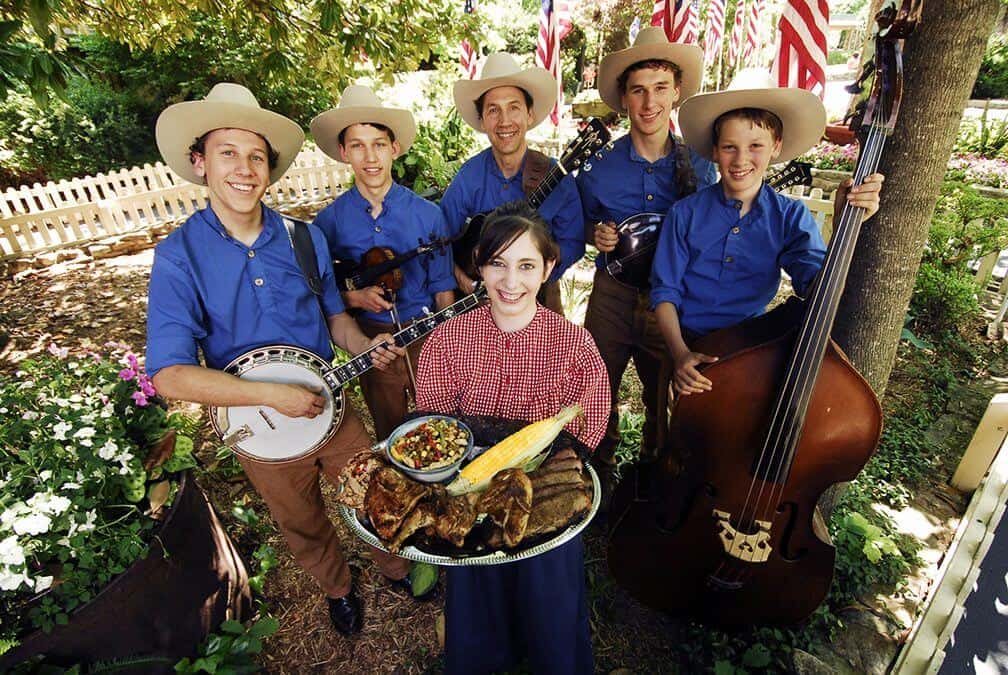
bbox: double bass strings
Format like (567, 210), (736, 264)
(720, 119), (887, 571)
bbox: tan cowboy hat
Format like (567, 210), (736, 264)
(679, 68), (826, 163)
(453, 52), (557, 131)
(310, 85), (417, 163)
(597, 26), (703, 113)
(155, 82), (304, 186)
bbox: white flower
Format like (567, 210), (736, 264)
(39, 470), (52, 482)
(21, 410), (38, 421)
(68, 510), (96, 537)
(0, 407), (7, 414)
(73, 426), (96, 447)
(61, 481), (81, 490)
(98, 439), (118, 460)
(52, 420), (72, 440)
(13, 513), (51, 535)
(34, 575), (53, 592)
(1, 503), (26, 529)
(0, 568), (30, 591)
(28, 493), (71, 515)
(0, 536), (26, 566)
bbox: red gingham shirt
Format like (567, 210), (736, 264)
(416, 305), (610, 450)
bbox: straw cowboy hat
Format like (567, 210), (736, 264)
(155, 82), (304, 186)
(310, 85), (418, 163)
(453, 52), (557, 131)
(597, 26), (703, 113)
(678, 68), (826, 163)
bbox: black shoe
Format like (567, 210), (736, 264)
(327, 590), (363, 635)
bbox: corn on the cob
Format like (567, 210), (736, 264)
(446, 405), (582, 496)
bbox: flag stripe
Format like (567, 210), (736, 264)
(772, 0), (829, 97)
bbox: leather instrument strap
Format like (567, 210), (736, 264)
(522, 149), (551, 198)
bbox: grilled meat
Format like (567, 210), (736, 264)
(432, 492), (482, 548)
(338, 449), (388, 510)
(389, 501), (437, 552)
(364, 467), (431, 541)
(477, 468), (533, 547)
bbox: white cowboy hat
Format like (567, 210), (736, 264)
(155, 82), (304, 186)
(597, 26), (703, 113)
(310, 85), (418, 163)
(678, 68), (826, 163)
(453, 52), (557, 131)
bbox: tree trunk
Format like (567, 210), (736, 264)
(821, 0), (1000, 518)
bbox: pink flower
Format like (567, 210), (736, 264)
(138, 376), (156, 397)
(47, 344), (69, 359)
(131, 391), (149, 407)
(118, 368), (136, 382)
(126, 353), (139, 370)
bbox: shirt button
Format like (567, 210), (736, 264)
(732, 227), (741, 234)
(374, 226), (381, 233)
(646, 194), (654, 201)
(254, 277), (264, 286)
(247, 250), (255, 258)
(725, 256), (734, 263)
(646, 167), (654, 174)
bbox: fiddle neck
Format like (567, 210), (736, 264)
(758, 124), (887, 484)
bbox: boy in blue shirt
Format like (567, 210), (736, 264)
(651, 70), (884, 397)
(310, 85), (456, 440)
(146, 83), (408, 636)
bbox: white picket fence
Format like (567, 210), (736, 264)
(0, 149), (350, 259)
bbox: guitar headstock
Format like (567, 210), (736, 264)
(558, 118), (612, 172)
(768, 160), (813, 192)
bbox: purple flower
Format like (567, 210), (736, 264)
(131, 391), (149, 407)
(138, 377), (156, 397)
(47, 344), (69, 359)
(118, 368), (136, 382)
(126, 353), (139, 370)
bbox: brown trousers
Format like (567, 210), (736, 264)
(357, 317), (427, 440)
(238, 408), (410, 598)
(583, 269), (672, 466)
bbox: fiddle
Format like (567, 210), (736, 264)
(333, 237), (450, 295)
(606, 0), (921, 627)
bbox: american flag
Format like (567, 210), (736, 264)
(727, 0), (746, 70)
(702, 0), (726, 68)
(629, 15), (641, 42)
(743, 0), (765, 62)
(460, 0), (477, 79)
(651, 0), (698, 44)
(771, 0), (829, 97)
(536, 0), (565, 125)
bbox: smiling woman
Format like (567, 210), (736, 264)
(415, 205), (611, 675)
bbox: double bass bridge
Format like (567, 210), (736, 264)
(712, 510), (772, 562)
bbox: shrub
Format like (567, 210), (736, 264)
(910, 262), (982, 337)
(946, 153), (1008, 188)
(798, 141), (857, 171)
(972, 34), (1008, 100)
(954, 106), (1008, 159)
(394, 109), (478, 196)
(0, 344), (196, 647)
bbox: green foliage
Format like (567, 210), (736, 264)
(174, 612), (279, 674)
(394, 110), (478, 195)
(612, 410), (644, 467)
(972, 34), (1008, 100)
(910, 262), (982, 337)
(0, 344), (196, 648)
(954, 106), (1008, 159)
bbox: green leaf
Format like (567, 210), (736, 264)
(742, 643), (772, 668)
(27, 0), (52, 40)
(714, 661), (737, 675)
(0, 20), (21, 43)
(219, 619), (245, 635)
(410, 561), (438, 597)
(248, 615), (279, 639)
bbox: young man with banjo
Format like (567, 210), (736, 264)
(440, 52), (588, 315)
(145, 83), (410, 636)
(310, 85), (456, 440)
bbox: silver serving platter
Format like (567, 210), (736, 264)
(339, 463), (600, 566)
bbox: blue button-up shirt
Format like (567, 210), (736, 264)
(650, 182), (827, 336)
(575, 133), (718, 270)
(313, 183), (456, 324)
(145, 205), (344, 377)
(440, 147), (585, 281)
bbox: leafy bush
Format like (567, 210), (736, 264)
(910, 262), (982, 337)
(925, 182), (1008, 268)
(954, 106), (1008, 159)
(972, 34), (1008, 100)
(0, 344), (196, 648)
(394, 110), (478, 195)
(947, 153), (1008, 188)
(798, 141), (857, 171)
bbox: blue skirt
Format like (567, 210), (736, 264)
(444, 535), (593, 675)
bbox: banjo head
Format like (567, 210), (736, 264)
(210, 346), (345, 464)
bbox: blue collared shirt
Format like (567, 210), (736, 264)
(145, 205), (344, 377)
(575, 133), (718, 270)
(313, 183), (456, 323)
(440, 147), (585, 281)
(650, 182), (827, 336)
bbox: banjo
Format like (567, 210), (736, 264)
(210, 286), (487, 463)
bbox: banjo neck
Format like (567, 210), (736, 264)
(323, 286), (487, 390)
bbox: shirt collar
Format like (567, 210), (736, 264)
(626, 132), (679, 167)
(713, 181), (772, 217)
(485, 147), (526, 182)
(198, 203), (277, 246)
(348, 181), (405, 212)
(483, 302), (547, 338)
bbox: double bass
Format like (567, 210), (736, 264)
(606, 0), (922, 627)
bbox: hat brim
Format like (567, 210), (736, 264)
(309, 107), (417, 163)
(155, 101), (304, 185)
(597, 42), (703, 113)
(453, 68), (557, 131)
(679, 87), (826, 163)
